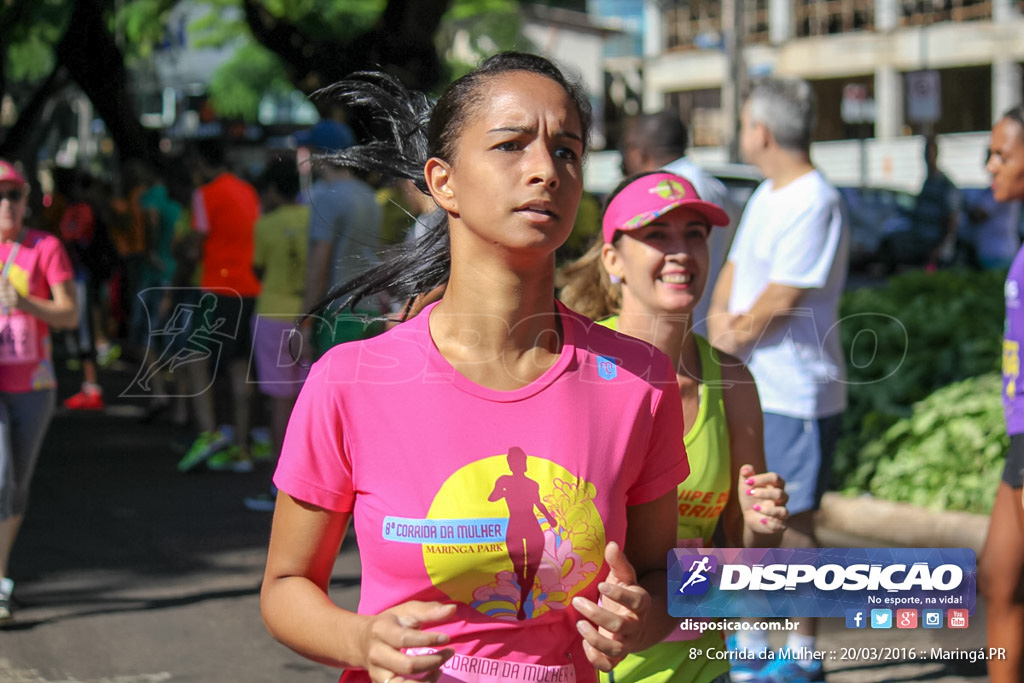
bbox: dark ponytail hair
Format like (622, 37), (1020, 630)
(305, 51), (593, 322)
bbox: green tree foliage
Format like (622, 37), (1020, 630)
(125, 0), (525, 120)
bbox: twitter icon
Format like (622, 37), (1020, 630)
(871, 609), (893, 629)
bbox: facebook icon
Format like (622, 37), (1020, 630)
(845, 609), (867, 629)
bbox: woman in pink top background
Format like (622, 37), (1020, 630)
(0, 159), (78, 620)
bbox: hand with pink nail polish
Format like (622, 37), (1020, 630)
(737, 464), (789, 541)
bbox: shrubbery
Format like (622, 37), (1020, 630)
(835, 268), (1005, 514)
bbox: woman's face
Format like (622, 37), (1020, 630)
(427, 71), (584, 257)
(602, 208), (711, 317)
(0, 181), (27, 238)
(987, 117), (1024, 202)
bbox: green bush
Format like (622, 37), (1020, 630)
(858, 373), (1005, 514)
(835, 268), (1005, 507)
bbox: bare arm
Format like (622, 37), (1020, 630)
(717, 358), (787, 548)
(0, 276), (78, 329)
(572, 490), (679, 670)
(711, 282), (805, 357)
(261, 493), (454, 680)
(303, 239), (333, 317)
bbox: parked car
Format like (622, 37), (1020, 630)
(838, 186), (918, 270)
(839, 185), (1018, 271)
(700, 162), (763, 212)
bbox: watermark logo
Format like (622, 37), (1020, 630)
(871, 609), (892, 628)
(123, 289), (240, 398)
(677, 555), (718, 596)
(668, 548), (976, 618)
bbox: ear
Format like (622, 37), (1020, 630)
(601, 242), (626, 284)
(425, 157), (457, 213)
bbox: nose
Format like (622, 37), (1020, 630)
(986, 154), (1000, 175)
(527, 145), (558, 190)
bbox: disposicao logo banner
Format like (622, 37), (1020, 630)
(668, 548), (976, 618)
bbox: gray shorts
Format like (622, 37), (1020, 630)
(0, 389), (56, 519)
(763, 411), (843, 515)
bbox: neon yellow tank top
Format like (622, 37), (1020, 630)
(598, 317), (732, 683)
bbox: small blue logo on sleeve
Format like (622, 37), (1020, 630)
(596, 356), (618, 381)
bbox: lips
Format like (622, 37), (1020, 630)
(515, 200), (558, 221)
(660, 272), (692, 285)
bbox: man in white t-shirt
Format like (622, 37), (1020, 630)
(708, 78), (849, 683)
(620, 111), (738, 335)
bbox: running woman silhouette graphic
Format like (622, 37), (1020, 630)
(488, 446), (558, 620)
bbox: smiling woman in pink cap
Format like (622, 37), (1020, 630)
(0, 159), (78, 620)
(561, 171), (788, 683)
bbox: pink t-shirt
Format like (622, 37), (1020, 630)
(0, 230), (74, 393)
(275, 301), (688, 683)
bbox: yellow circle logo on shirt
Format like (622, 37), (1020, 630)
(422, 448), (604, 621)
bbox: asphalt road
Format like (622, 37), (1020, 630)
(1, 360), (992, 683)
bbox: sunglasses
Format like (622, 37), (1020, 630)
(0, 189), (24, 203)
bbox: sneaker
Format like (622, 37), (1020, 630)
(207, 446), (254, 473)
(251, 439), (272, 462)
(63, 386), (105, 410)
(177, 430), (231, 472)
(0, 577), (14, 621)
(754, 652), (825, 683)
(726, 635), (773, 682)
(96, 342), (121, 367)
(250, 427), (272, 461)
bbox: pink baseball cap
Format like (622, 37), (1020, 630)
(0, 160), (26, 187)
(602, 172), (729, 243)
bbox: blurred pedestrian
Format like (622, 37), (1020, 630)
(108, 163), (152, 353)
(965, 186), (1021, 270)
(134, 160), (185, 420)
(259, 52), (688, 682)
(0, 159), (78, 620)
(174, 139), (262, 473)
(58, 171), (106, 410)
(243, 155), (310, 511)
(619, 111), (737, 335)
(560, 170), (789, 683)
(708, 78), (848, 683)
(297, 119), (384, 358)
(884, 135), (961, 270)
(980, 103), (1024, 683)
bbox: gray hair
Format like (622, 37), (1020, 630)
(746, 78), (816, 152)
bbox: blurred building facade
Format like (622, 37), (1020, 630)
(596, 0), (1024, 191)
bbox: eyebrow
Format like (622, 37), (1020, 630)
(487, 126), (584, 144)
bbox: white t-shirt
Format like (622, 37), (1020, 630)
(662, 157), (735, 336)
(725, 169), (849, 418)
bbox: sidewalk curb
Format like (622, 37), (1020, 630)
(817, 492), (990, 554)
